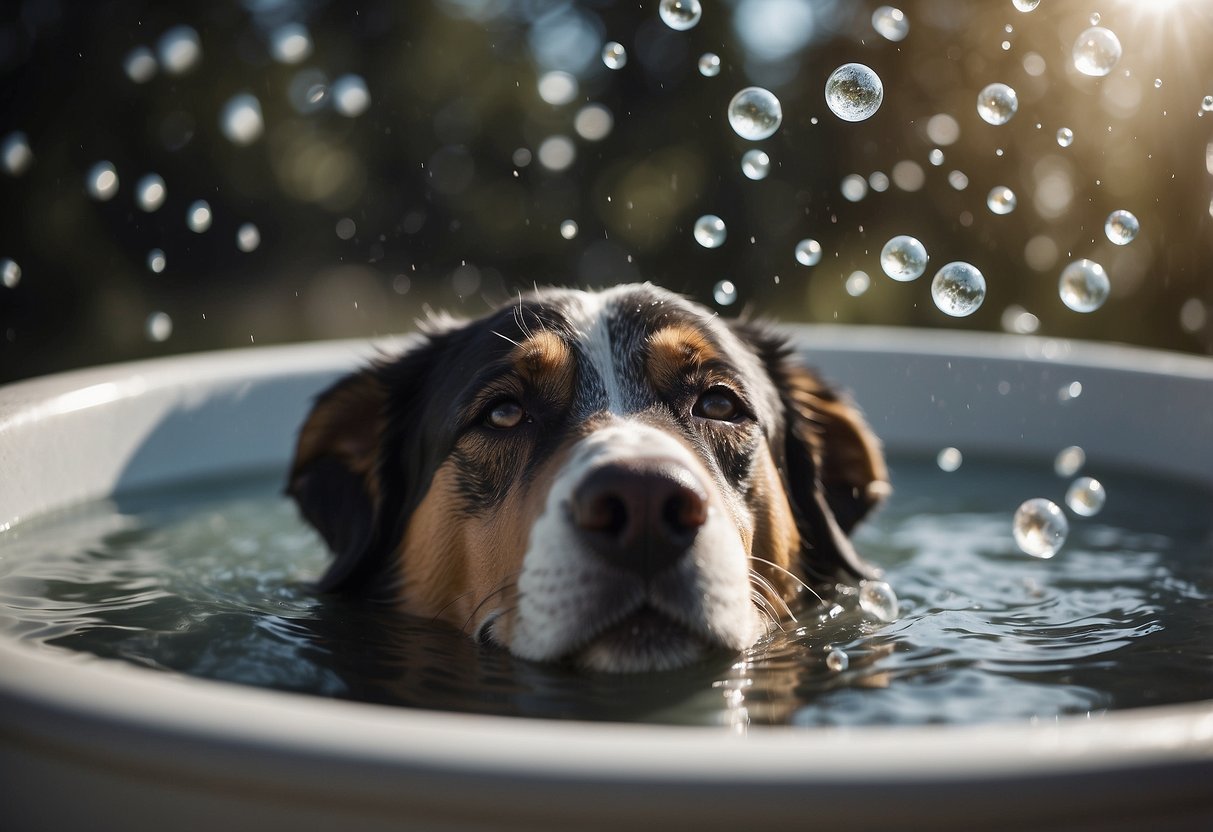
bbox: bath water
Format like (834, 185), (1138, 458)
(0, 456), (1209, 728)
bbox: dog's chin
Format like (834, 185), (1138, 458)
(572, 607), (717, 673)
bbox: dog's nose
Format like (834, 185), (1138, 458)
(571, 460), (709, 578)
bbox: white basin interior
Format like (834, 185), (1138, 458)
(1, 326), (1211, 832)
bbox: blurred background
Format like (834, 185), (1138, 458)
(1, 0), (1211, 385)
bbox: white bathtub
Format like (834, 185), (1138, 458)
(1, 327), (1211, 831)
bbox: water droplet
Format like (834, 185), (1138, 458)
(86, 161), (119, 201)
(1002, 305), (1040, 334)
(712, 279), (737, 306)
(859, 580), (899, 623)
(1055, 446), (1086, 477)
(794, 238), (822, 267)
(845, 270), (870, 297)
(698, 52), (721, 77)
(1202, 95), (1213, 113)
(335, 217), (356, 240)
(332, 74), (370, 117)
(840, 174), (868, 202)
(1056, 126), (1074, 147)
(926, 114), (960, 146)
(1, 258), (21, 289)
(134, 174), (166, 212)
(147, 249), (166, 273)
(1066, 477), (1106, 517)
(1058, 381), (1083, 402)
(987, 185), (1018, 215)
(740, 149), (770, 180)
(123, 46), (158, 83)
(186, 199), (212, 233)
(977, 82), (1018, 125)
(825, 649), (850, 672)
(574, 104), (613, 141)
(659, 0), (702, 31)
(728, 87), (783, 140)
(537, 71), (578, 106)
(1013, 498), (1068, 558)
(868, 171), (890, 192)
(948, 170), (969, 190)
(157, 25), (201, 75)
(825, 63), (884, 122)
(1012, 0), (1040, 11)
(537, 135), (576, 171)
(559, 219), (579, 240)
(1059, 259), (1110, 313)
(220, 93), (264, 145)
(1154, 78), (1163, 89)
(871, 6), (909, 42)
(2, 131), (33, 176)
(236, 223), (261, 253)
(880, 235), (928, 282)
(1072, 27), (1121, 77)
(937, 447), (963, 472)
(145, 311), (173, 342)
(1089, 12), (1101, 25)
(602, 41), (627, 70)
(694, 214), (727, 248)
(931, 262), (986, 317)
(1104, 209), (1139, 245)
(270, 23), (312, 64)
(927, 148), (944, 166)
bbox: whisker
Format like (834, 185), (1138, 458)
(750, 555), (823, 604)
(750, 591), (786, 633)
(749, 570), (797, 623)
(460, 572), (521, 634)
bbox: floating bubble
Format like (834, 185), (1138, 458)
(1066, 477), (1106, 517)
(659, 0), (702, 31)
(123, 46), (158, 83)
(147, 249), (166, 273)
(86, 161), (119, 201)
(332, 74), (370, 117)
(728, 87), (783, 140)
(880, 235), (928, 282)
(871, 6), (909, 42)
(845, 270), (870, 297)
(157, 25), (201, 75)
(1012, 0), (1040, 10)
(740, 149), (770, 180)
(698, 53), (721, 77)
(937, 447), (963, 472)
(859, 580), (899, 623)
(931, 262), (986, 317)
(977, 83), (1018, 125)
(220, 93), (263, 145)
(947, 170), (969, 190)
(987, 185), (1017, 215)
(1055, 446), (1086, 477)
(537, 71), (578, 106)
(840, 174), (868, 202)
(825, 649), (850, 672)
(270, 23), (312, 64)
(1013, 498), (1069, 558)
(2, 131), (33, 176)
(694, 215), (726, 248)
(1059, 259), (1109, 313)
(145, 311), (173, 343)
(186, 199), (212, 233)
(602, 41), (627, 70)
(1, 258), (20, 289)
(928, 148), (944, 166)
(825, 63), (883, 122)
(1056, 127), (1074, 148)
(712, 279), (737, 306)
(574, 104), (613, 141)
(559, 219), (579, 240)
(134, 174), (166, 212)
(794, 239), (822, 266)
(1104, 210), (1139, 245)
(1073, 27), (1121, 77)
(236, 223), (260, 253)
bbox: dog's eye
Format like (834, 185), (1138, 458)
(693, 388), (743, 422)
(485, 399), (527, 429)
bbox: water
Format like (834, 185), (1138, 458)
(858, 580), (899, 623)
(1073, 27), (1121, 77)
(871, 7), (909, 43)
(727, 87), (782, 141)
(220, 94), (264, 146)
(1105, 210), (1139, 245)
(794, 238), (822, 267)
(135, 174), (166, 212)
(2, 457), (1208, 727)
(1059, 259), (1110, 313)
(693, 214), (727, 248)
(824, 63), (883, 123)
(1013, 498), (1068, 558)
(880, 235), (928, 282)
(697, 53), (720, 77)
(601, 42), (627, 70)
(659, 0), (702, 31)
(1067, 477), (1107, 517)
(931, 261), (986, 317)
(987, 186), (1017, 215)
(977, 83), (1018, 125)
(1056, 127), (1074, 148)
(740, 149), (770, 180)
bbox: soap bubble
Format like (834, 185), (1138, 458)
(236, 223), (261, 253)
(659, 0), (702, 31)
(147, 249), (166, 273)
(1013, 498), (1069, 558)
(1, 131), (33, 176)
(1, 258), (21, 289)
(1073, 27), (1122, 77)
(937, 447), (963, 472)
(977, 83), (1018, 125)
(1066, 477), (1106, 517)
(840, 174), (868, 202)
(332, 74), (370, 117)
(712, 279), (737, 306)
(220, 93), (264, 145)
(187, 199), (212, 233)
(601, 41), (627, 70)
(145, 311), (173, 342)
(825, 649), (850, 672)
(740, 149), (770, 180)
(1104, 210), (1139, 245)
(270, 23), (312, 64)
(728, 87), (783, 140)
(694, 214), (727, 248)
(794, 238), (822, 266)
(987, 185), (1017, 215)
(157, 25), (201, 75)
(698, 53), (721, 77)
(559, 219), (579, 240)
(825, 63), (884, 122)
(845, 270), (871, 297)
(1056, 127), (1074, 148)
(1055, 446), (1086, 477)
(135, 174), (166, 212)
(880, 235), (928, 281)
(1059, 259), (1110, 313)
(86, 161), (119, 201)
(1012, 0), (1040, 10)
(123, 46), (158, 83)
(871, 6), (909, 42)
(859, 580), (899, 623)
(931, 262), (986, 317)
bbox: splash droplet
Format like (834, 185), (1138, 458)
(220, 93), (264, 145)
(1055, 445), (1086, 477)
(270, 23), (312, 64)
(859, 580), (899, 623)
(123, 46), (158, 83)
(157, 25), (201, 75)
(1013, 498), (1068, 558)
(1056, 127), (1074, 148)
(712, 279), (737, 306)
(977, 83), (1018, 125)
(602, 41), (627, 70)
(825, 63), (884, 122)
(2, 131), (33, 176)
(86, 161), (119, 201)
(987, 185), (1017, 215)
(1066, 477), (1106, 517)
(728, 87), (783, 140)
(186, 199), (212, 233)
(840, 174), (868, 202)
(740, 149), (770, 180)
(845, 270), (870, 297)
(698, 52), (721, 77)
(659, 0), (702, 31)
(794, 238), (822, 267)
(1059, 259), (1109, 313)
(559, 219), (579, 240)
(1202, 95), (1213, 113)
(1, 258), (21, 289)
(1012, 0), (1040, 10)
(937, 447), (963, 472)
(825, 649), (850, 672)
(1072, 27), (1122, 77)
(880, 235), (928, 282)
(871, 6), (909, 42)
(135, 174), (166, 212)
(147, 249), (166, 274)
(694, 214), (727, 248)
(931, 262), (986, 317)
(332, 74), (370, 117)
(236, 223), (261, 253)
(1104, 210), (1139, 245)
(145, 311), (173, 343)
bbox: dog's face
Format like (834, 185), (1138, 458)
(288, 284), (887, 672)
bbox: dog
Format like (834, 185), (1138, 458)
(288, 284), (888, 673)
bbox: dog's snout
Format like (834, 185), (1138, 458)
(572, 460), (708, 577)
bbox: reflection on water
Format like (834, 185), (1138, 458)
(1, 456), (1209, 728)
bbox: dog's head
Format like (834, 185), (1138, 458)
(288, 284), (887, 672)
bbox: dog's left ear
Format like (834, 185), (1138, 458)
(734, 322), (890, 580)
